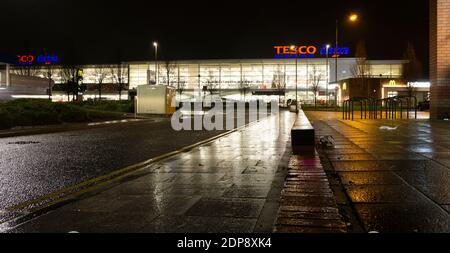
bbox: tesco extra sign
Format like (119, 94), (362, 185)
(274, 45), (350, 59)
(17, 54), (59, 65)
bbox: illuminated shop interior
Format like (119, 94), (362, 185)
(3, 58), (404, 104)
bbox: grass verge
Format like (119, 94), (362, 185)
(0, 99), (129, 130)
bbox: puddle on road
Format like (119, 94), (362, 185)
(7, 141), (40, 145)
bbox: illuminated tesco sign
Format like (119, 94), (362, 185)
(274, 45), (350, 59)
(17, 54), (59, 65)
(274, 46), (317, 56)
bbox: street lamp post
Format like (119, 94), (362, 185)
(291, 45), (299, 113)
(295, 57), (298, 112)
(47, 70), (52, 101)
(335, 19), (339, 86)
(335, 86), (339, 107)
(153, 42), (158, 85)
(5, 64), (10, 87)
(326, 44), (330, 106)
(335, 14), (358, 102)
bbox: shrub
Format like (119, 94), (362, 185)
(0, 99), (125, 129)
(87, 110), (122, 121)
(59, 105), (90, 122)
(75, 100), (133, 113)
(13, 110), (37, 126)
(35, 111), (61, 125)
(0, 109), (13, 130)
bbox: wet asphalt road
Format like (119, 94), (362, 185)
(0, 116), (242, 210)
(8, 111), (295, 233)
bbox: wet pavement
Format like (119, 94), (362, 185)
(274, 155), (347, 233)
(306, 111), (450, 233)
(0, 112), (257, 211)
(6, 111), (296, 233)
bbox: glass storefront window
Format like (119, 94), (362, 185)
(11, 59), (405, 102)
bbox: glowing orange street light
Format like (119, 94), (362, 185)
(334, 12), (359, 99)
(349, 14), (358, 22)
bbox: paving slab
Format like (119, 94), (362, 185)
(345, 185), (428, 203)
(274, 152), (347, 233)
(338, 171), (404, 186)
(354, 203), (450, 233)
(185, 197), (265, 218)
(306, 111), (450, 233)
(140, 215), (257, 233)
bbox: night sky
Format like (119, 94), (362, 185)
(1, 0), (430, 76)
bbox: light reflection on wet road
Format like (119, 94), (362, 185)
(8, 111), (295, 233)
(0, 117), (231, 210)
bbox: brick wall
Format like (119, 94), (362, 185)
(430, 0), (450, 119)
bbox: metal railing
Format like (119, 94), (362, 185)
(343, 96), (417, 120)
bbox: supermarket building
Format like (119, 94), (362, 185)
(1, 57), (429, 104)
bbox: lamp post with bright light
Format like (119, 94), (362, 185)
(153, 42), (158, 85)
(291, 45), (299, 113)
(335, 13), (358, 86)
(325, 44), (330, 106)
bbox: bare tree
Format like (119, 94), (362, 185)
(309, 65), (322, 108)
(12, 64), (40, 77)
(61, 65), (86, 101)
(206, 70), (219, 95)
(58, 47), (86, 101)
(163, 60), (176, 86)
(271, 65), (286, 104)
(351, 40), (372, 98)
(271, 66), (286, 89)
(111, 64), (128, 100)
(45, 64), (56, 100)
(94, 65), (108, 100)
(240, 79), (251, 101)
(177, 81), (186, 100)
(60, 65), (80, 102)
(402, 43), (423, 98)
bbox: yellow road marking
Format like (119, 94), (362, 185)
(2, 116), (269, 226)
